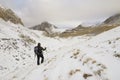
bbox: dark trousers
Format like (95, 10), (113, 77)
(37, 54), (44, 65)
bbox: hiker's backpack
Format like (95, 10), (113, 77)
(34, 46), (39, 55)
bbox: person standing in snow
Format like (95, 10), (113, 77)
(34, 43), (46, 65)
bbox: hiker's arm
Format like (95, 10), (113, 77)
(42, 47), (46, 50)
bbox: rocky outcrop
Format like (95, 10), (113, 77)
(0, 6), (24, 25)
(31, 21), (57, 35)
(103, 13), (120, 26)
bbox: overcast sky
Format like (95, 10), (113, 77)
(0, 0), (120, 27)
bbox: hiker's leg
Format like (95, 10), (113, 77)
(41, 55), (44, 63)
(37, 55), (40, 65)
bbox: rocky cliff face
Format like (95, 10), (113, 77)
(0, 6), (24, 25)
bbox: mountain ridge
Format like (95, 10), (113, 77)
(0, 6), (24, 26)
(60, 14), (120, 37)
(103, 13), (120, 25)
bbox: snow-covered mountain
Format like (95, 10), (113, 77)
(60, 14), (120, 37)
(31, 21), (66, 37)
(30, 21), (57, 35)
(0, 5), (24, 26)
(31, 21), (57, 30)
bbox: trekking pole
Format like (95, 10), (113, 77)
(34, 54), (36, 60)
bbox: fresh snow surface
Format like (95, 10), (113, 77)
(0, 19), (120, 80)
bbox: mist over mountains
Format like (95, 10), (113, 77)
(29, 13), (120, 37)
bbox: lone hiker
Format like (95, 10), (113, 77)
(34, 43), (46, 65)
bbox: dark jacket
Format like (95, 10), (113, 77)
(37, 46), (46, 54)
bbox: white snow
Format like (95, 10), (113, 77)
(0, 18), (120, 80)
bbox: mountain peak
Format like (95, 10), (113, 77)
(31, 21), (57, 30)
(30, 21), (58, 36)
(40, 21), (57, 29)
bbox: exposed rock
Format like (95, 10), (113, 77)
(103, 13), (120, 26)
(60, 24), (118, 37)
(30, 21), (57, 36)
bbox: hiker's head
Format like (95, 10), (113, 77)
(38, 43), (41, 46)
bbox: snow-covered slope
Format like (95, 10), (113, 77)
(0, 19), (67, 80)
(0, 18), (120, 80)
(0, 19), (36, 79)
(24, 26), (120, 80)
